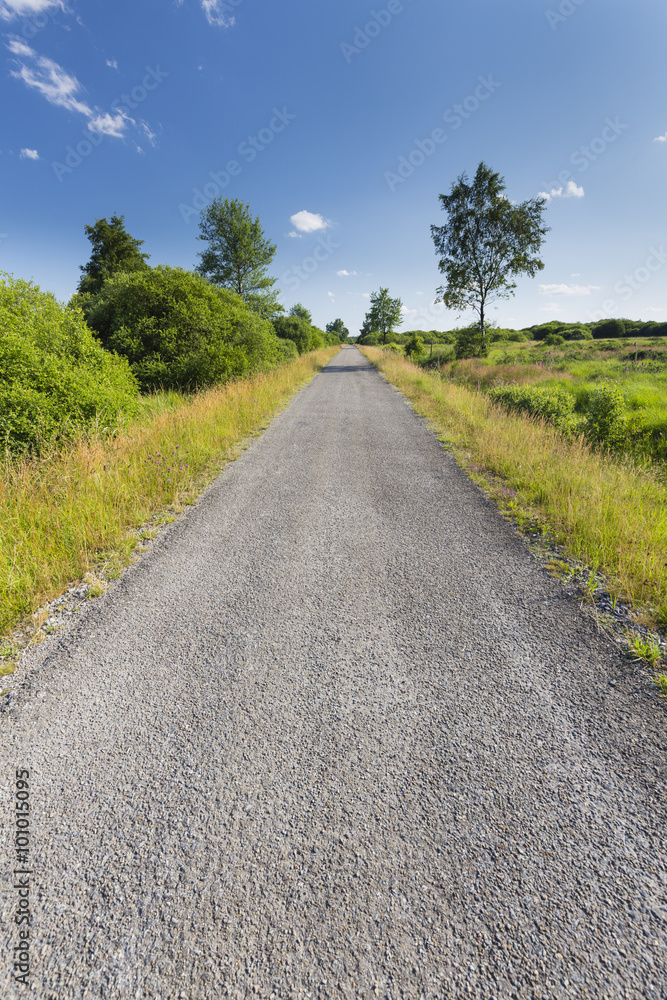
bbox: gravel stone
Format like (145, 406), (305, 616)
(1, 347), (666, 999)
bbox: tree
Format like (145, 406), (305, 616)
(196, 197), (278, 305)
(289, 302), (312, 323)
(404, 332), (424, 360)
(364, 287), (403, 344)
(77, 214), (149, 296)
(326, 318), (349, 342)
(431, 162), (549, 351)
(273, 315), (314, 355)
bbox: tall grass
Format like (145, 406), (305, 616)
(0, 347), (339, 635)
(362, 347), (667, 623)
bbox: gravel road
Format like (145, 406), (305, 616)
(2, 346), (666, 1000)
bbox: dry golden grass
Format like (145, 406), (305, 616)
(0, 348), (338, 635)
(363, 347), (667, 623)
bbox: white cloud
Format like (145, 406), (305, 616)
(139, 120), (157, 145)
(87, 111), (128, 138)
(290, 210), (329, 234)
(538, 180), (585, 201)
(654, 132), (667, 143)
(7, 38), (35, 57)
(540, 303), (563, 314)
(106, 59), (118, 70)
(201, 0), (235, 27)
(287, 231), (303, 239)
(336, 269), (357, 277)
(539, 283), (601, 296)
(9, 44), (92, 116)
(327, 291), (335, 301)
(0, 0), (63, 20)
(20, 147), (39, 158)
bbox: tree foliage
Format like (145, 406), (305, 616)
(77, 214), (149, 297)
(85, 266), (286, 391)
(363, 287), (403, 344)
(289, 302), (312, 323)
(196, 198), (278, 306)
(0, 273), (138, 451)
(326, 318), (349, 342)
(431, 162), (549, 348)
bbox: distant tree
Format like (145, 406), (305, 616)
(431, 161), (549, 352)
(326, 318), (349, 342)
(289, 302), (312, 323)
(593, 319), (625, 339)
(196, 197), (278, 304)
(364, 287), (403, 344)
(77, 214), (149, 297)
(246, 288), (285, 322)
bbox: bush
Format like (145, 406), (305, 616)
(455, 326), (489, 359)
(0, 274), (138, 452)
(506, 331), (528, 342)
(489, 384), (578, 436)
(85, 266), (284, 391)
(404, 333), (424, 359)
(561, 326), (593, 341)
(543, 333), (565, 346)
(583, 382), (631, 450)
(274, 315), (316, 354)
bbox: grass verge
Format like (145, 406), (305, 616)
(361, 346), (667, 627)
(0, 347), (339, 638)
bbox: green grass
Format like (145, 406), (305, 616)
(0, 347), (339, 638)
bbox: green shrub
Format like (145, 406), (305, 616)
(274, 315), (316, 354)
(561, 326), (593, 341)
(543, 333), (566, 346)
(85, 266), (283, 391)
(583, 382), (631, 450)
(506, 331), (528, 342)
(0, 273), (138, 452)
(455, 326), (489, 359)
(489, 384), (578, 436)
(404, 333), (425, 359)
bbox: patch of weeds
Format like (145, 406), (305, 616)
(545, 559), (573, 580)
(625, 630), (662, 665)
(85, 575), (107, 599)
(0, 661), (18, 677)
(655, 673), (667, 697)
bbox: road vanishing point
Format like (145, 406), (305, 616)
(1, 347), (666, 999)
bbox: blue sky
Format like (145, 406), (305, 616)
(2, 0), (666, 334)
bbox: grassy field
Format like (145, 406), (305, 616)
(420, 336), (667, 464)
(0, 346), (339, 643)
(360, 345), (667, 631)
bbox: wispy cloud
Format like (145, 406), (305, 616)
(88, 111), (129, 138)
(201, 0), (236, 27)
(540, 303), (563, 314)
(654, 132), (667, 143)
(336, 269), (357, 277)
(8, 40), (93, 116)
(538, 180), (585, 201)
(0, 0), (64, 20)
(289, 210), (329, 236)
(539, 283), (601, 296)
(20, 147), (39, 158)
(106, 59), (118, 70)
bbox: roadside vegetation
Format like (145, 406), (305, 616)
(0, 200), (347, 643)
(360, 346), (667, 633)
(0, 346), (338, 638)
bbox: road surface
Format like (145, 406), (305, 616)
(1, 346), (666, 999)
